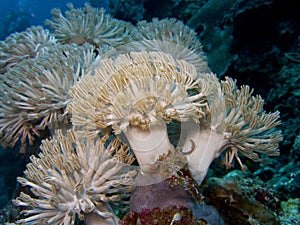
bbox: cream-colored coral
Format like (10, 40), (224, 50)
(45, 3), (132, 47)
(69, 51), (211, 168)
(117, 18), (210, 73)
(69, 51), (208, 131)
(13, 129), (137, 225)
(0, 26), (56, 73)
(180, 73), (282, 184)
(0, 43), (96, 152)
(69, 48), (282, 185)
(0, 5), (282, 224)
(69, 50), (281, 181)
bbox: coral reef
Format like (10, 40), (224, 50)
(0, 2), (290, 224)
(179, 74), (282, 184)
(120, 206), (205, 225)
(45, 3), (132, 47)
(280, 198), (300, 224)
(70, 49), (281, 185)
(68, 51), (212, 170)
(13, 129), (137, 224)
(118, 18), (210, 73)
(202, 170), (281, 225)
(122, 165), (224, 225)
(270, 160), (300, 200)
(0, 43), (96, 152)
(0, 26), (56, 73)
(267, 38), (300, 148)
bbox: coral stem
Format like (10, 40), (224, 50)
(123, 120), (174, 169)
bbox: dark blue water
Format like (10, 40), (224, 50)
(0, 0), (88, 24)
(0, 0), (88, 39)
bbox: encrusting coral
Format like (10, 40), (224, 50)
(0, 26), (56, 74)
(13, 129), (137, 225)
(45, 3), (132, 47)
(0, 43), (96, 152)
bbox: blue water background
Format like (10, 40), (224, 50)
(0, 0), (90, 39)
(0, 0), (87, 24)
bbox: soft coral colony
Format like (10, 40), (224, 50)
(0, 3), (282, 225)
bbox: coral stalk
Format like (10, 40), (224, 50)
(124, 119), (174, 168)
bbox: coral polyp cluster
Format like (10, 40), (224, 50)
(69, 51), (226, 169)
(14, 129), (137, 225)
(180, 74), (282, 184)
(70, 50), (281, 183)
(0, 43), (96, 152)
(0, 3), (283, 224)
(69, 51), (204, 131)
(45, 3), (132, 47)
(0, 26), (56, 73)
(117, 18), (211, 73)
